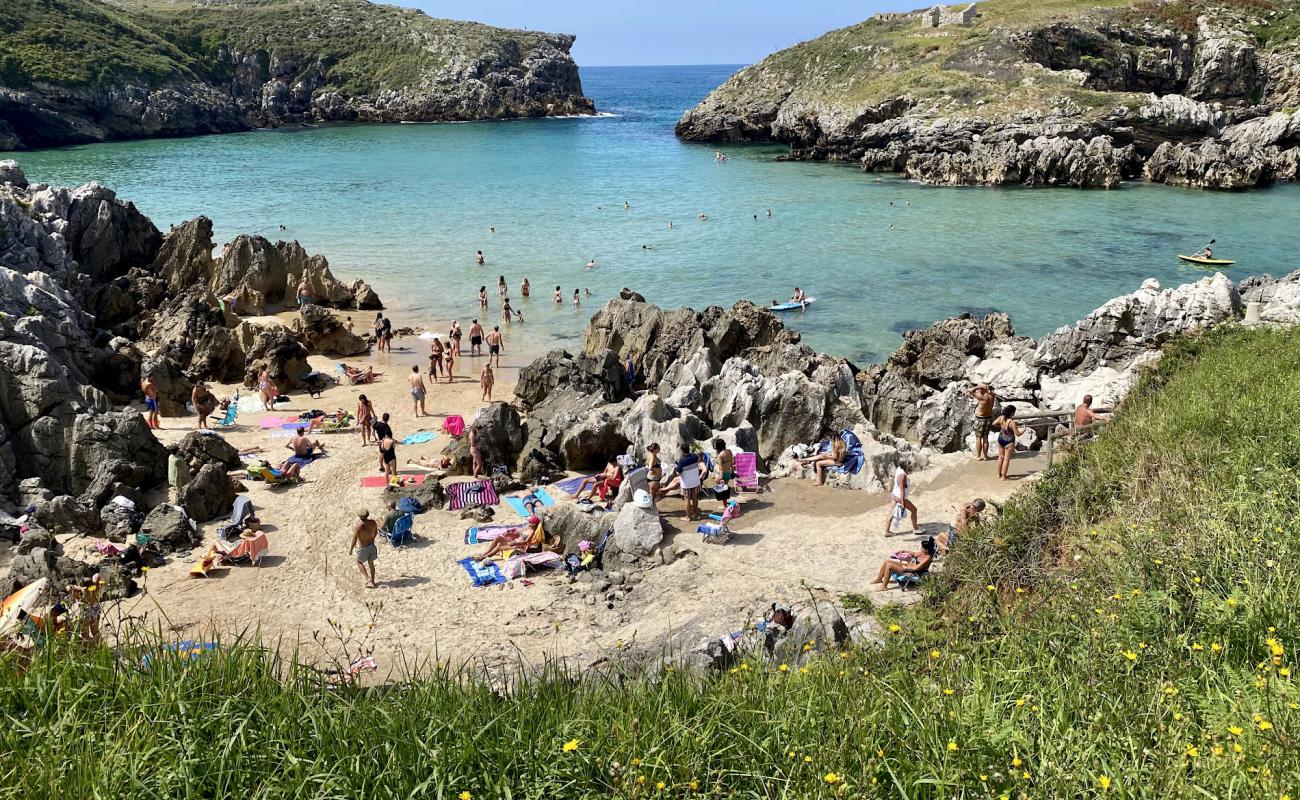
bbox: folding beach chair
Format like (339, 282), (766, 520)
(698, 500), (738, 544)
(733, 451), (761, 494)
(214, 403), (238, 428)
(245, 463), (301, 487)
(381, 513), (414, 547)
(892, 562), (929, 591)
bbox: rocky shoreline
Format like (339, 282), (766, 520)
(676, 4), (1300, 190)
(0, 0), (594, 150)
(1, 163), (1298, 663)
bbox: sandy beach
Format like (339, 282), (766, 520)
(90, 313), (1044, 676)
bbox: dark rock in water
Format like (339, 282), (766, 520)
(351, 280), (383, 310)
(174, 431), (242, 472)
(619, 288), (646, 302)
(295, 304), (369, 356)
(441, 402), (526, 476)
(242, 326), (311, 391)
(139, 503), (199, 551)
(177, 463), (238, 523)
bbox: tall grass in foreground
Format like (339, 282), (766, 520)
(1, 326), (1298, 799)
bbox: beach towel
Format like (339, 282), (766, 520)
(834, 429), (866, 475)
(284, 452), (323, 469)
(457, 557), (506, 587)
(556, 474), (597, 495)
(447, 479), (500, 511)
(504, 487), (556, 517)
(237, 395), (266, 414)
(359, 473), (428, 488)
(400, 431), (438, 445)
(501, 550), (564, 580)
(464, 524), (521, 545)
(259, 416), (294, 429)
(441, 415), (465, 437)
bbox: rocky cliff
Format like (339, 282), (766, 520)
(0, 0), (594, 149)
(677, 0), (1300, 189)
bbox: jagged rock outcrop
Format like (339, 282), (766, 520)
(177, 463), (239, 523)
(294, 304), (369, 356)
(441, 402), (527, 475)
(0, 0), (595, 150)
(677, 3), (1300, 190)
(242, 327), (311, 391)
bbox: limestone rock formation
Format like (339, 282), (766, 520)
(294, 304), (370, 356)
(177, 463), (239, 523)
(441, 402), (527, 475)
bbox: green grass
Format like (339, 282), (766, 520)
(1, 324), (1298, 797)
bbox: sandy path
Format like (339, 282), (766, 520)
(120, 323), (1044, 675)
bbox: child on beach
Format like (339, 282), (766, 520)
(481, 363), (494, 401)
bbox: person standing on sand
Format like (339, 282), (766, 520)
(296, 277), (313, 309)
(469, 424), (484, 478)
(141, 376), (160, 430)
(449, 321), (463, 355)
(521, 278), (530, 298)
(429, 337), (443, 380)
(372, 413), (394, 471)
(969, 383), (996, 461)
(481, 362), (495, 402)
(357, 394), (375, 446)
(191, 382), (217, 430)
(381, 315), (393, 353)
(378, 431), (398, 483)
(372, 313), (385, 351)
(408, 366), (428, 418)
(443, 343), (456, 382)
(468, 320), (484, 357)
(885, 459), (919, 537)
(350, 509), (379, 589)
(485, 326), (503, 368)
(257, 368), (278, 411)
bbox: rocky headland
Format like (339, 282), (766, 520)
(677, 0), (1300, 189)
(0, 0), (594, 150)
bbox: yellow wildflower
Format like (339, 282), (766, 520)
(823, 773), (842, 785)
(804, 755), (813, 763)
(636, 775), (646, 786)
(947, 741), (958, 752)
(1257, 719), (1274, 731)
(779, 664), (789, 672)
(459, 793), (472, 800)
(888, 623), (901, 633)
(1012, 757), (1023, 768)
(631, 758), (642, 767)
(1123, 651), (1137, 662)
(688, 781), (699, 791)
(1098, 775), (1112, 791)
(1211, 643), (1223, 652)
(656, 781), (666, 791)
(930, 649), (942, 660)
(562, 739), (580, 752)
(1185, 745), (1199, 758)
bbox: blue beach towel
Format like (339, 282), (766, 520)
(555, 474), (596, 495)
(401, 431), (438, 445)
(457, 557), (506, 587)
(833, 429), (865, 475)
(505, 487), (557, 517)
(284, 452), (324, 469)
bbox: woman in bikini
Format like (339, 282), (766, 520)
(449, 321), (463, 354)
(429, 337), (443, 380)
(497, 275), (507, 297)
(443, 343), (455, 383)
(479, 286), (489, 309)
(521, 278), (530, 298)
(646, 443), (663, 497)
(356, 394), (375, 446)
(994, 405), (1020, 480)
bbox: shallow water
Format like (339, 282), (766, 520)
(8, 65), (1300, 363)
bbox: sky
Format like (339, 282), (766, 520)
(412, 1), (918, 66)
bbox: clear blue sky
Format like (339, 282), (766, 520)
(411, 1), (918, 66)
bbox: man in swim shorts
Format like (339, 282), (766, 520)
(968, 382), (996, 462)
(140, 375), (160, 430)
(485, 326), (503, 368)
(407, 366), (427, 417)
(468, 319), (484, 356)
(350, 509), (379, 588)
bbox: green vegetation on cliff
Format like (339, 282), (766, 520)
(0, 0), (565, 94)
(3, 324), (1297, 797)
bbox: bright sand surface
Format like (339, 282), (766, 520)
(98, 316), (1045, 675)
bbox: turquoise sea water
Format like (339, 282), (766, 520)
(7, 65), (1300, 363)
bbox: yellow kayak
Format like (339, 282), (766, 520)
(1178, 255), (1236, 266)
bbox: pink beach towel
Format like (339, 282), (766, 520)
(359, 473), (428, 488)
(441, 415), (465, 437)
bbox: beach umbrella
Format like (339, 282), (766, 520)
(0, 578), (50, 639)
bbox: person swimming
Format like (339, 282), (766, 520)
(586, 259), (596, 269)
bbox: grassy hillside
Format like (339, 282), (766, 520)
(0, 0), (565, 94)
(2, 323), (1298, 797)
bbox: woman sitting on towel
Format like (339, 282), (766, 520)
(476, 517), (560, 560)
(797, 437), (847, 486)
(575, 459), (623, 502)
(871, 538), (935, 592)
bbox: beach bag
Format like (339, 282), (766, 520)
(397, 497), (423, 514)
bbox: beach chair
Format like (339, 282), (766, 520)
(734, 451), (761, 494)
(318, 412), (354, 433)
(245, 463), (300, 487)
(698, 501), (738, 544)
(213, 403), (238, 428)
(380, 513), (414, 547)
(892, 563), (929, 591)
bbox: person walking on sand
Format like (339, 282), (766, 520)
(408, 366), (428, 417)
(469, 320), (484, 356)
(350, 509), (379, 589)
(521, 278), (530, 298)
(969, 382), (996, 461)
(994, 405), (1020, 480)
(141, 375), (160, 430)
(372, 413), (393, 464)
(481, 362), (495, 402)
(885, 459), (919, 537)
(378, 430), (398, 483)
(428, 337), (443, 380)
(357, 394), (375, 446)
(191, 382), (217, 430)
(485, 325), (503, 368)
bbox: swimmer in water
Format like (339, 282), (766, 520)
(554, 285), (562, 304)
(489, 226), (496, 233)
(698, 213), (708, 221)
(624, 201), (630, 210)
(475, 250), (485, 265)
(586, 259), (596, 269)
(573, 289), (581, 307)
(668, 221), (673, 229)
(766, 209), (772, 217)
(584, 288), (592, 296)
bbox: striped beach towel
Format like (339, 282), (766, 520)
(456, 557), (506, 587)
(446, 479), (500, 510)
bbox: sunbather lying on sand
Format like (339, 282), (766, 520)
(872, 538), (935, 591)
